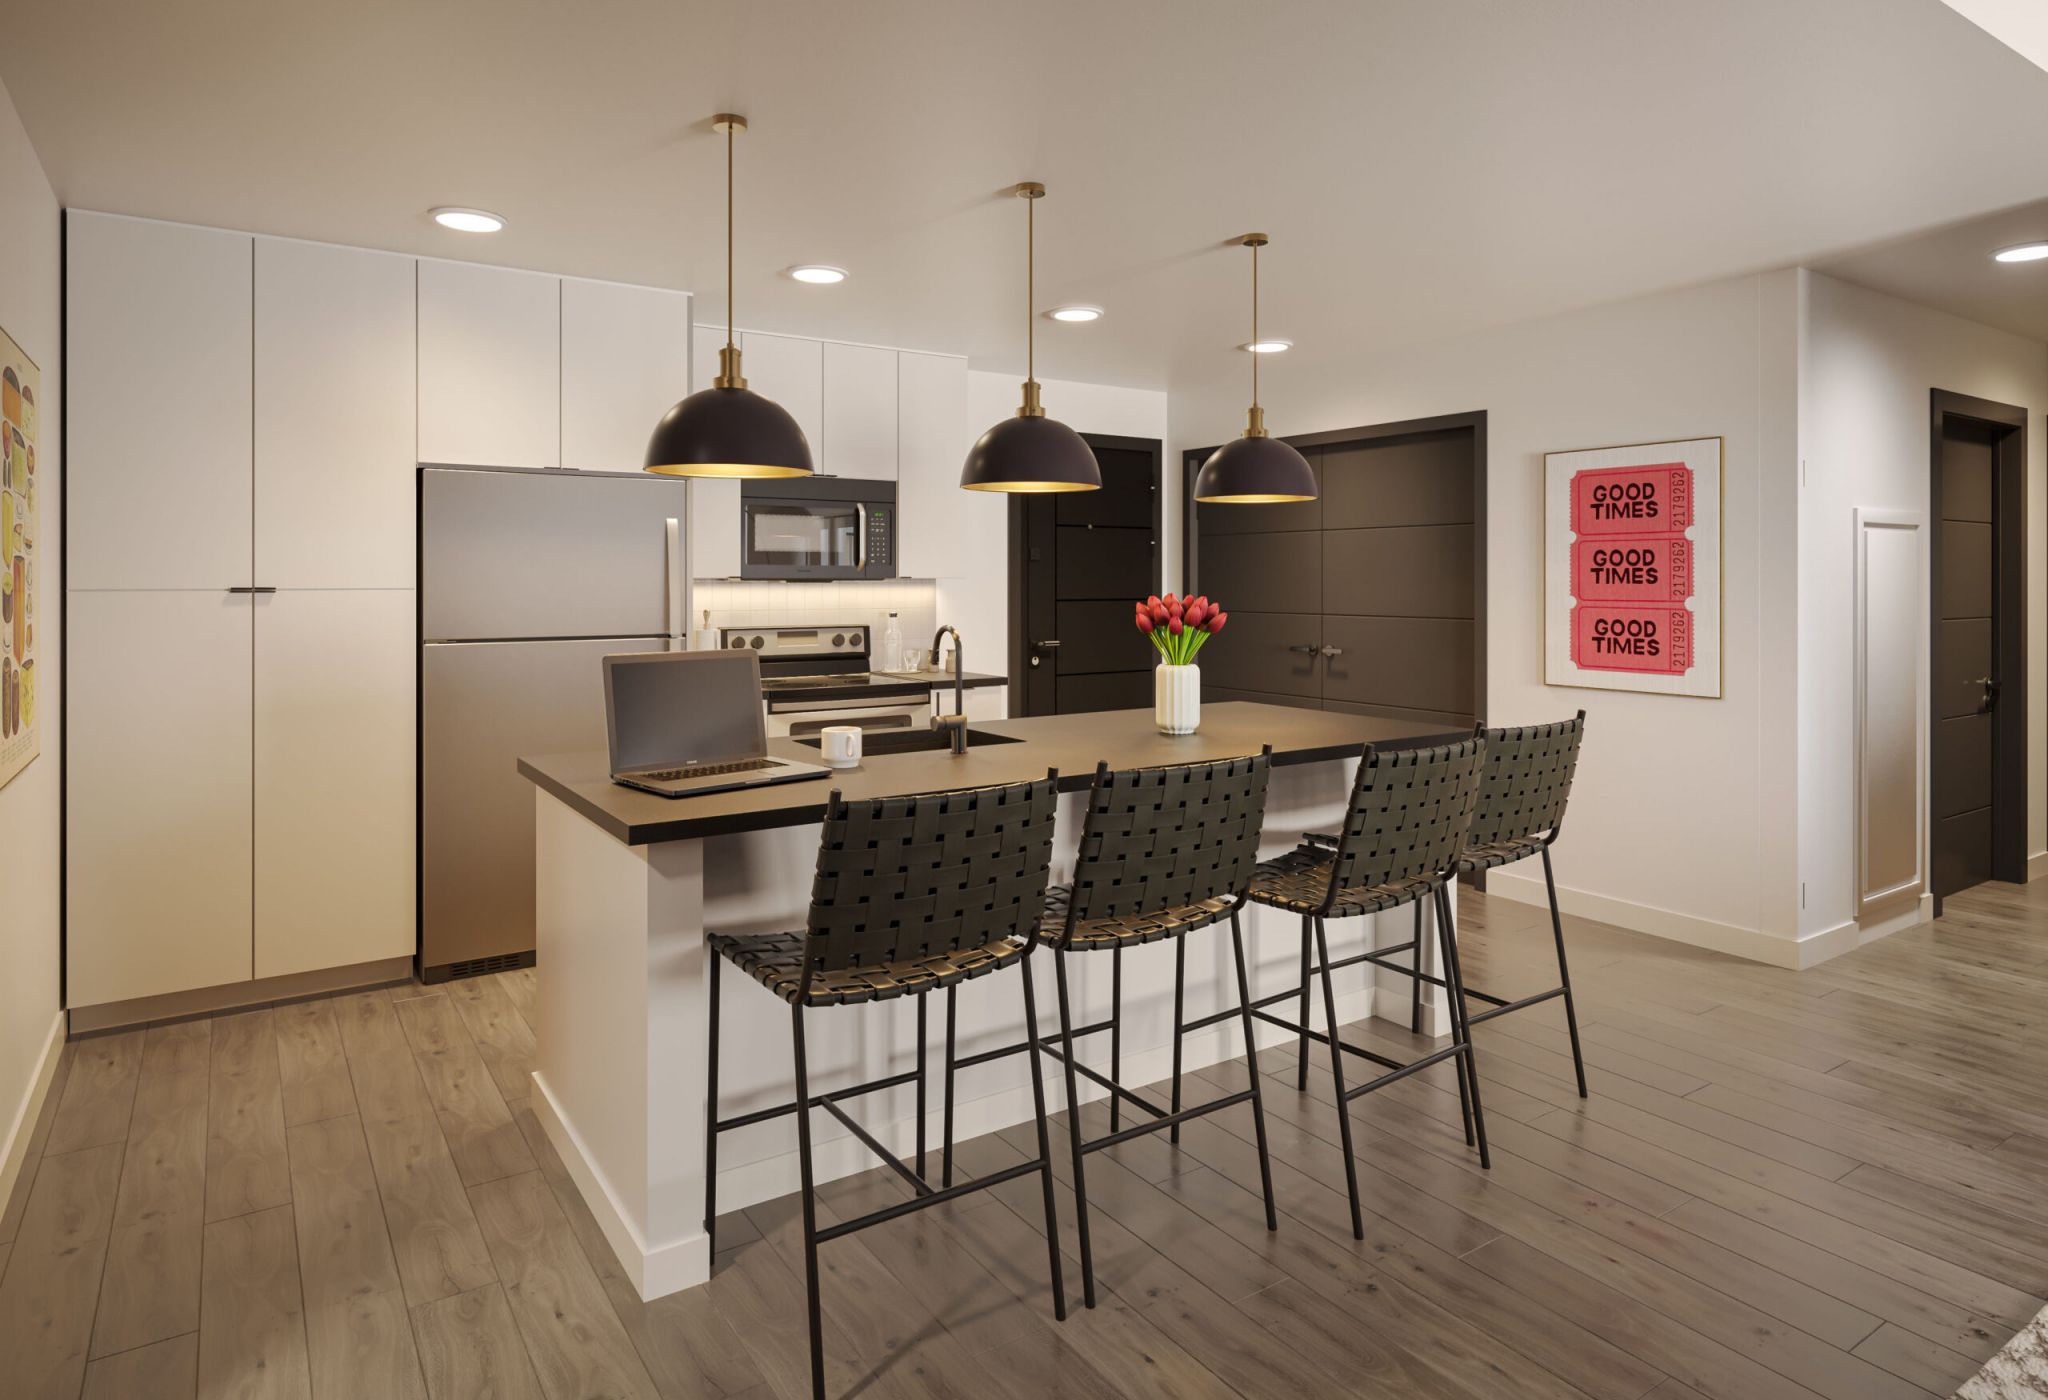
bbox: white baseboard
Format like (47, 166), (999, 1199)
(0, 1010), (66, 1215)
(2029, 850), (2048, 883)
(1485, 870), (1811, 967)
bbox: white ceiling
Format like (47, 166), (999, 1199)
(4, 0), (2048, 391)
(1812, 196), (2048, 344)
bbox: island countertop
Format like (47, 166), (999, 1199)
(518, 701), (1465, 845)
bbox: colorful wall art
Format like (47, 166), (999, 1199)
(1544, 437), (1721, 698)
(0, 325), (39, 788)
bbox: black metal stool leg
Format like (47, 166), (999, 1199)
(704, 954), (722, 1261)
(1312, 916), (1365, 1240)
(1169, 936), (1187, 1144)
(942, 985), (958, 1187)
(1020, 962), (1068, 1321)
(1436, 897), (1476, 1149)
(791, 1002), (826, 1400)
(1409, 900), (1424, 1035)
(1052, 951), (1097, 1307)
(1542, 847), (1589, 1098)
(1109, 944), (1124, 1135)
(1230, 910), (1279, 1231)
(1295, 914), (1313, 1090)
(916, 995), (928, 1179)
(1435, 884), (1490, 1169)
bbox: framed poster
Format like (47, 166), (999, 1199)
(1544, 436), (1721, 698)
(0, 326), (38, 788)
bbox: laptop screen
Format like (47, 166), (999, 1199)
(604, 651), (767, 774)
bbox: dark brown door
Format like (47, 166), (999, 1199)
(1013, 436), (1161, 716)
(1930, 396), (2025, 904)
(1189, 415), (1483, 726)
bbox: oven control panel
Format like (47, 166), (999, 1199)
(719, 625), (870, 660)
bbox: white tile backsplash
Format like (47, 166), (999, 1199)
(690, 578), (939, 668)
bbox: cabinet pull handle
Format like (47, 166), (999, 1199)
(227, 586), (278, 594)
(1288, 643), (1319, 655)
(1320, 645), (1345, 659)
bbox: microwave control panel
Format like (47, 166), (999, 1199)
(865, 506), (894, 569)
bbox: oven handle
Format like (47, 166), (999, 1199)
(765, 693), (929, 715)
(855, 502), (868, 571)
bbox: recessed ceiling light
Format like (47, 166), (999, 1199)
(430, 207), (505, 233)
(1993, 241), (2048, 264)
(787, 265), (848, 284)
(1046, 304), (1103, 323)
(1239, 338), (1292, 353)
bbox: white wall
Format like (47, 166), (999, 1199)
(0, 74), (63, 1205)
(1798, 271), (2048, 945)
(1169, 273), (1806, 961)
(947, 372), (1169, 674)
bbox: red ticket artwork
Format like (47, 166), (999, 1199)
(1570, 462), (1694, 536)
(1570, 604), (1694, 675)
(1570, 535), (1694, 603)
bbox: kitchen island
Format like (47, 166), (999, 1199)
(519, 701), (1465, 1299)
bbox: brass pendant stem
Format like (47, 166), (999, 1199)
(1013, 182), (1046, 417)
(714, 343), (747, 391)
(1245, 404), (1268, 438)
(1019, 379), (1045, 418)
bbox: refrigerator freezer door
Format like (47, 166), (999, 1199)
(421, 466), (690, 641)
(421, 636), (664, 973)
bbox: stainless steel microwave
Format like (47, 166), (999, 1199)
(739, 477), (897, 580)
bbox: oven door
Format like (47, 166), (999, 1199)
(741, 496), (867, 580)
(764, 693), (930, 739)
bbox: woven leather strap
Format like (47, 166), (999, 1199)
(1464, 711), (1585, 848)
(1065, 751), (1272, 922)
(1328, 737), (1486, 894)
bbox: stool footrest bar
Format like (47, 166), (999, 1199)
(817, 1096), (931, 1199)
(1467, 986), (1565, 1023)
(1081, 1090), (1255, 1155)
(717, 1066), (922, 1132)
(1342, 1041), (1468, 1100)
(814, 1158), (1047, 1243)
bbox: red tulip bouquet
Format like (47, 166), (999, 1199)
(1135, 592), (1227, 665)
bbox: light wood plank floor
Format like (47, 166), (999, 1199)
(3, 882), (2044, 1400)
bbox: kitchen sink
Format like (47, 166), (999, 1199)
(795, 727), (1023, 756)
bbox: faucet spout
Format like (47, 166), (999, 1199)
(929, 626), (967, 755)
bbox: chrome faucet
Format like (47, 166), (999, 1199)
(929, 625), (967, 755)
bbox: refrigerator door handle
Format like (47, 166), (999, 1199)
(665, 514), (687, 652)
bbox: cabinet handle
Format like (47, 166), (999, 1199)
(1288, 643), (1319, 655)
(226, 586), (278, 595)
(1320, 645), (1345, 659)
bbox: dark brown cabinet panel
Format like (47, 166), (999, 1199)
(1059, 669), (1153, 714)
(1324, 698), (1474, 728)
(1199, 530), (1321, 616)
(1322, 525), (1473, 620)
(1208, 685), (1321, 712)
(1054, 599), (1149, 676)
(1321, 432), (1473, 530)
(1321, 616), (1475, 715)
(1198, 612), (1321, 698)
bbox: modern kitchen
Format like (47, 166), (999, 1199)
(9, 5), (2048, 1400)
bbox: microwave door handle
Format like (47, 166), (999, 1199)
(855, 502), (868, 572)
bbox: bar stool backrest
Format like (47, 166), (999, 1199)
(1063, 750), (1272, 924)
(802, 775), (1062, 976)
(1466, 711), (1585, 848)
(1328, 737), (1486, 896)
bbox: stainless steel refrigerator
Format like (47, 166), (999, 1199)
(419, 465), (690, 980)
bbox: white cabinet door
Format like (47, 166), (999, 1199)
(67, 590), (253, 1006)
(738, 331), (822, 458)
(255, 238), (417, 588)
(687, 323), (742, 579)
(963, 686), (1009, 723)
(418, 259), (560, 468)
(562, 278), (691, 473)
(67, 213), (253, 590)
(822, 342), (898, 479)
(896, 351), (978, 578)
(254, 590), (416, 979)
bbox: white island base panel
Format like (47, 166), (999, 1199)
(530, 759), (1457, 1301)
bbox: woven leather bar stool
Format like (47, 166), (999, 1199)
(1187, 735), (1486, 1240)
(939, 750), (1279, 1309)
(1453, 711), (1590, 1095)
(703, 775), (1066, 1400)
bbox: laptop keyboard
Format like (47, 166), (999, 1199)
(644, 758), (779, 781)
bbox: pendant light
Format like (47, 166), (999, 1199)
(645, 114), (814, 479)
(1193, 234), (1317, 503)
(960, 183), (1101, 493)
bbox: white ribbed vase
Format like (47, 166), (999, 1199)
(1155, 663), (1201, 735)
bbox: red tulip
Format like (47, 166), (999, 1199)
(1151, 602), (1169, 624)
(1135, 612), (1154, 634)
(1191, 595), (1209, 613)
(1207, 611), (1228, 634)
(1146, 595), (1162, 612)
(1169, 615), (1183, 635)
(1185, 602), (1207, 627)
(1162, 592), (1179, 610)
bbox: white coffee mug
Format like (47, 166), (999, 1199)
(819, 725), (862, 769)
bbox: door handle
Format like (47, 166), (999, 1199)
(1288, 643), (1319, 655)
(1319, 645), (1345, 659)
(1034, 639), (1062, 649)
(1974, 676), (1999, 712)
(226, 586), (277, 595)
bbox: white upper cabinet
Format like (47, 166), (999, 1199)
(67, 213), (253, 590)
(738, 331), (823, 461)
(255, 238), (418, 588)
(562, 277), (691, 474)
(897, 351), (975, 578)
(822, 341), (898, 479)
(418, 259), (560, 469)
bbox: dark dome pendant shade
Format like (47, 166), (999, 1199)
(1194, 233), (1318, 503)
(645, 114), (815, 480)
(959, 183), (1101, 493)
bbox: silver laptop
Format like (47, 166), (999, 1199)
(603, 651), (830, 799)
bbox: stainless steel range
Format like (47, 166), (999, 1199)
(723, 624), (934, 739)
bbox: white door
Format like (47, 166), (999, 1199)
(896, 351), (974, 577)
(254, 590), (416, 979)
(687, 324), (742, 580)
(738, 332), (823, 457)
(562, 278), (691, 473)
(67, 213), (253, 590)
(67, 590), (253, 1006)
(418, 259), (560, 468)
(822, 342), (898, 479)
(255, 237), (418, 588)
